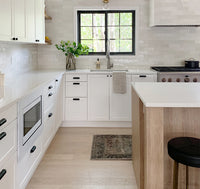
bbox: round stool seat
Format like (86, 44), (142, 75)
(168, 137), (200, 168)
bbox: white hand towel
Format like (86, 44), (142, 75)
(112, 71), (127, 94)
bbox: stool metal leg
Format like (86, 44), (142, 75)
(173, 161), (179, 189)
(186, 166), (189, 189)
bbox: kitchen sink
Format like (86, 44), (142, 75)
(90, 69), (128, 72)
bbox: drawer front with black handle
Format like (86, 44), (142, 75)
(0, 120), (17, 162)
(0, 104), (17, 131)
(0, 155), (15, 189)
(66, 82), (88, 97)
(66, 74), (88, 82)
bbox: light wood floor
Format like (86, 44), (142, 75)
(26, 127), (137, 189)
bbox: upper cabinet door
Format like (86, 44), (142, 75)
(0, 0), (12, 41)
(88, 75), (110, 121)
(35, 0), (45, 43)
(26, 0), (35, 42)
(110, 75), (131, 121)
(14, 0), (26, 41)
(150, 0), (200, 26)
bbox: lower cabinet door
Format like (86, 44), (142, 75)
(110, 75), (131, 121)
(88, 75), (110, 121)
(65, 98), (87, 121)
(0, 155), (15, 189)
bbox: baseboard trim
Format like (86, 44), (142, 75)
(61, 121), (132, 128)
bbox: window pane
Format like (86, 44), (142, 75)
(120, 13), (132, 26)
(120, 40), (132, 52)
(93, 27), (105, 40)
(110, 40), (120, 52)
(81, 27), (92, 39)
(81, 14), (92, 26)
(120, 27), (132, 39)
(108, 27), (119, 39)
(93, 14), (105, 26)
(81, 40), (93, 52)
(93, 40), (105, 52)
(108, 13), (119, 26)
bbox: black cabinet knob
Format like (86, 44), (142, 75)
(12, 37), (15, 40)
(55, 79), (58, 82)
(30, 146), (37, 153)
(48, 93), (53, 97)
(0, 169), (7, 180)
(0, 118), (7, 127)
(48, 113), (53, 118)
(16, 38), (18, 40)
(48, 85), (53, 90)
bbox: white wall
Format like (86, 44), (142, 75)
(38, 0), (200, 70)
(0, 42), (38, 82)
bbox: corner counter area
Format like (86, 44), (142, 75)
(131, 83), (200, 189)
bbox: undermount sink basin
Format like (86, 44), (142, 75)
(90, 69), (128, 72)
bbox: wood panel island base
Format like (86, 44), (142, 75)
(131, 83), (200, 189)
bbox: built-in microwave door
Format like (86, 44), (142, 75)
(22, 96), (42, 145)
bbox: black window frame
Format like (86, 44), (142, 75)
(77, 10), (135, 55)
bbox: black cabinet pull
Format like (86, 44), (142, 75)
(48, 85), (53, 89)
(48, 93), (53, 97)
(30, 146), (36, 153)
(73, 83), (80, 85)
(48, 113), (53, 118)
(35, 39), (40, 42)
(55, 79), (58, 82)
(139, 75), (147, 78)
(73, 77), (80, 79)
(73, 98), (80, 101)
(0, 169), (7, 180)
(0, 118), (7, 127)
(0, 132), (6, 140)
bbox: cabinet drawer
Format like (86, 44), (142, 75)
(0, 155), (15, 189)
(66, 82), (87, 97)
(66, 74), (87, 82)
(43, 106), (55, 149)
(17, 136), (42, 187)
(132, 74), (156, 82)
(0, 120), (17, 162)
(65, 98), (87, 121)
(0, 103), (17, 131)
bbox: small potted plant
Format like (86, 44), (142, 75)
(55, 40), (89, 70)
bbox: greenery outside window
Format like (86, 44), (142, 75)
(77, 10), (135, 55)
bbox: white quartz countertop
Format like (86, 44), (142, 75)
(132, 82), (200, 107)
(66, 68), (157, 75)
(0, 70), (65, 110)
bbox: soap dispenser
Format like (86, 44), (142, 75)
(96, 58), (100, 69)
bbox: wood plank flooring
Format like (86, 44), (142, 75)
(26, 127), (137, 189)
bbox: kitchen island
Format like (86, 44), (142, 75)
(132, 83), (200, 189)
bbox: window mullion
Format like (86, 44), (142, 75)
(105, 11), (108, 55)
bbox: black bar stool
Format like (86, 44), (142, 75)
(168, 137), (200, 189)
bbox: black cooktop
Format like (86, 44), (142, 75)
(151, 66), (200, 72)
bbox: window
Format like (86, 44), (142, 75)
(77, 10), (135, 55)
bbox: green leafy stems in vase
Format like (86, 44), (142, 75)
(55, 40), (89, 70)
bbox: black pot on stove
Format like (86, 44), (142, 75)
(185, 59), (199, 68)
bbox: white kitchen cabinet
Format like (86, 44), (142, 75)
(150, 0), (200, 26)
(65, 98), (87, 121)
(88, 75), (110, 121)
(0, 0), (45, 43)
(14, 0), (26, 41)
(0, 0), (12, 41)
(35, 0), (45, 43)
(110, 75), (131, 121)
(26, 0), (35, 42)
